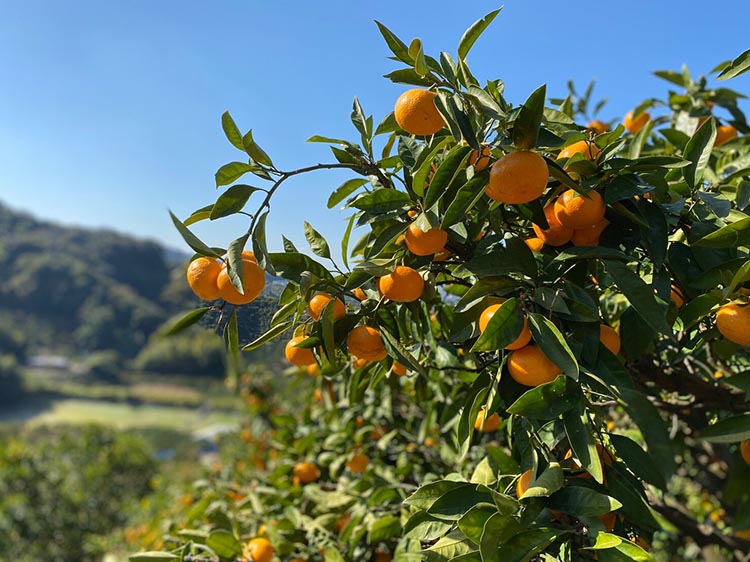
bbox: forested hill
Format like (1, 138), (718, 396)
(0, 201), (191, 357)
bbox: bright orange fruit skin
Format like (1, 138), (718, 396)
(715, 124), (738, 146)
(308, 293), (346, 321)
(670, 285), (686, 308)
(378, 266), (425, 302)
(557, 140), (601, 161)
(716, 302), (750, 346)
(285, 336), (317, 366)
(599, 324), (621, 355)
(474, 408), (501, 432)
(347, 326), (388, 361)
(507, 345), (562, 386)
(525, 237), (544, 252)
(478, 305), (532, 350)
(404, 222), (448, 256)
(741, 440), (750, 465)
(624, 110), (650, 133)
(216, 259), (266, 305)
(186, 257), (222, 301)
(244, 537), (275, 562)
(293, 461), (320, 484)
(516, 469), (533, 498)
(553, 189), (606, 229)
(394, 89), (445, 136)
(346, 453), (369, 473)
(468, 145), (492, 172)
(486, 151), (549, 204)
(533, 205), (573, 247)
(571, 218), (609, 247)
(586, 120), (607, 134)
(391, 362), (407, 376)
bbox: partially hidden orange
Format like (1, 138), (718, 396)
(507, 345), (562, 386)
(404, 222), (448, 256)
(533, 205), (573, 247)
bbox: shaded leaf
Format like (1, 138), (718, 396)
(701, 413), (750, 443)
(547, 487), (622, 517)
(507, 375), (581, 420)
(470, 298), (524, 352)
(563, 405), (603, 484)
(528, 313), (579, 379)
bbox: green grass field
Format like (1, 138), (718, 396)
(18, 398), (239, 430)
(2, 369), (243, 432)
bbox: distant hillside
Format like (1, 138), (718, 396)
(0, 202), (284, 364)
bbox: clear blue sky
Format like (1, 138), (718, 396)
(1, 0), (748, 257)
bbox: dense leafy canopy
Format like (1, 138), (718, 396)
(148, 10), (750, 562)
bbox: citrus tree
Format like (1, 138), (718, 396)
(136, 10), (750, 562)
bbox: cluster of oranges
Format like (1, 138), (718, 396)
(187, 80), (748, 562)
(186, 250), (265, 305)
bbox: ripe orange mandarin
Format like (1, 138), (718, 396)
(715, 124), (738, 146)
(670, 285), (686, 308)
(600, 324), (621, 355)
(571, 218), (609, 247)
(525, 237), (544, 252)
(347, 325), (388, 361)
(624, 110), (650, 133)
(586, 120), (607, 134)
(346, 452), (369, 473)
(468, 145), (492, 172)
(285, 336), (317, 366)
(533, 205), (573, 247)
(404, 222), (448, 256)
(243, 537), (274, 562)
(353, 357), (370, 369)
(507, 345), (562, 386)
(716, 302), (750, 346)
(217, 259), (266, 305)
(474, 408), (501, 432)
(741, 440), (750, 465)
(391, 362), (407, 376)
(487, 151), (549, 204)
(516, 469), (533, 498)
(378, 266), (425, 302)
(186, 257), (222, 301)
(553, 189), (606, 229)
(478, 305), (532, 351)
(293, 461), (320, 485)
(557, 140), (601, 161)
(432, 248), (452, 262)
(308, 293), (346, 321)
(394, 89), (445, 136)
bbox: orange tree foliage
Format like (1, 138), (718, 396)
(138, 10), (750, 562)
